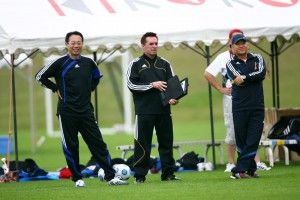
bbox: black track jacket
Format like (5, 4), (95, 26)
(126, 54), (174, 115)
(36, 55), (102, 113)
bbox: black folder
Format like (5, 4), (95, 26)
(161, 75), (189, 106)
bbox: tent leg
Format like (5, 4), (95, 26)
(274, 40), (280, 108)
(271, 40), (280, 108)
(270, 42), (276, 107)
(11, 54), (19, 181)
(205, 46), (217, 168)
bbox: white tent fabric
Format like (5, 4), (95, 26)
(1, 0), (300, 56)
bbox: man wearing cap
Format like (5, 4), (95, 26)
(226, 34), (266, 179)
(204, 29), (270, 173)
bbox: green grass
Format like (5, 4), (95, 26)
(1, 125), (300, 200)
(0, 163), (300, 200)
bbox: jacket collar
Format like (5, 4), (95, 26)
(233, 53), (254, 61)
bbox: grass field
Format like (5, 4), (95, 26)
(0, 161), (300, 200)
(0, 40), (300, 199)
(1, 125), (300, 200)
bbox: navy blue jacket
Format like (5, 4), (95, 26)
(226, 53), (266, 112)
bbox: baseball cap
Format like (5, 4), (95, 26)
(228, 29), (243, 39)
(231, 34), (247, 44)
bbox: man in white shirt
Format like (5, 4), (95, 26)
(204, 29), (271, 172)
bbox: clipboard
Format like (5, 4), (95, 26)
(161, 75), (189, 106)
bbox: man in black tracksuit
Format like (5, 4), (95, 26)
(126, 32), (180, 183)
(36, 31), (127, 187)
(226, 34), (266, 179)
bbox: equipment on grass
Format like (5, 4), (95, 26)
(0, 157), (17, 183)
(113, 164), (131, 180)
(197, 162), (213, 171)
(177, 151), (204, 170)
(204, 162), (213, 171)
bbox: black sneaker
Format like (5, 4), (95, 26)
(134, 177), (145, 184)
(161, 174), (181, 181)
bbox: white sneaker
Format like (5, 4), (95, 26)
(204, 162), (213, 171)
(108, 177), (128, 186)
(224, 163), (235, 172)
(75, 179), (85, 187)
(197, 162), (205, 172)
(256, 162), (271, 171)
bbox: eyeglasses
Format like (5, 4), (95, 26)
(68, 42), (83, 46)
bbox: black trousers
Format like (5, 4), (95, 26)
(58, 109), (115, 182)
(133, 114), (175, 180)
(232, 109), (264, 173)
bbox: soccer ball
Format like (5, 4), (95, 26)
(113, 164), (131, 180)
(98, 168), (105, 181)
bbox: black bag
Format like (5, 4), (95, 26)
(268, 117), (300, 139)
(177, 151), (203, 170)
(285, 132), (300, 155)
(125, 155), (158, 171)
(10, 158), (48, 177)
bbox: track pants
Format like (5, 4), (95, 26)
(232, 109), (264, 173)
(58, 110), (115, 182)
(133, 114), (175, 180)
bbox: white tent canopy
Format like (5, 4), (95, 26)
(1, 0), (300, 56)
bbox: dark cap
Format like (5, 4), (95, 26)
(232, 34), (247, 44)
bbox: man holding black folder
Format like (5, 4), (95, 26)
(126, 32), (180, 184)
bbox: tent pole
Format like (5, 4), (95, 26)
(274, 40), (280, 108)
(271, 40), (280, 109)
(270, 42), (276, 108)
(183, 42), (217, 169)
(93, 52), (99, 122)
(205, 46), (216, 168)
(11, 53), (19, 181)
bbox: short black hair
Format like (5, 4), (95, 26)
(65, 31), (84, 43)
(140, 32), (158, 45)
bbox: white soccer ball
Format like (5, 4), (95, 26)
(98, 168), (105, 181)
(113, 164), (131, 180)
